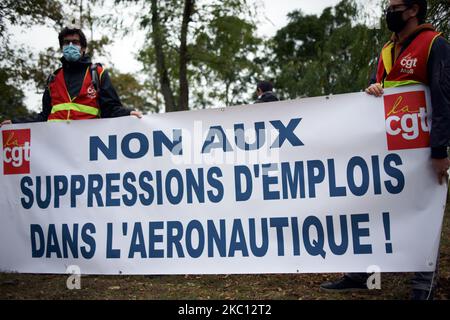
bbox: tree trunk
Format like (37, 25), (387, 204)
(178, 0), (194, 111)
(79, 0), (83, 27)
(225, 80), (230, 106)
(151, 0), (176, 112)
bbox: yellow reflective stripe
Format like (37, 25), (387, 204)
(99, 68), (105, 82)
(381, 42), (394, 75)
(383, 80), (421, 88)
(48, 119), (71, 122)
(51, 103), (100, 116)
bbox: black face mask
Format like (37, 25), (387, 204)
(386, 9), (409, 33)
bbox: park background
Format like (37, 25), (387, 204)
(0, 0), (449, 299)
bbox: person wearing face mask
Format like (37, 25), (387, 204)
(0, 27), (142, 126)
(320, 0), (450, 300)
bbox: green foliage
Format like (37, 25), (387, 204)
(0, 0), (139, 117)
(191, 14), (261, 106)
(0, 68), (30, 121)
(2, 0), (449, 116)
(0, 0), (64, 119)
(270, 0), (389, 99)
(138, 36), (181, 105)
(137, 0), (263, 110)
(108, 69), (159, 113)
(428, 0), (450, 38)
(0, 0), (63, 35)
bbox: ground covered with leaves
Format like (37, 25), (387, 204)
(1, 201), (449, 300)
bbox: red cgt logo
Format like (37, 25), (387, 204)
(2, 129), (31, 175)
(384, 91), (430, 151)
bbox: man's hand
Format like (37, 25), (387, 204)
(365, 83), (384, 97)
(431, 158), (450, 185)
(0, 120), (12, 128)
(130, 111), (143, 118)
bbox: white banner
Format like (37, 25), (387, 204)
(0, 85), (447, 275)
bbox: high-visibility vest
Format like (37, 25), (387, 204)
(47, 65), (104, 122)
(375, 30), (441, 88)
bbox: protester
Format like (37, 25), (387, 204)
(254, 80), (280, 103)
(320, 0), (450, 300)
(0, 27), (141, 127)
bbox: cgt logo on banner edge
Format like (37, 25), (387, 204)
(383, 90), (430, 151)
(2, 128), (31, 175)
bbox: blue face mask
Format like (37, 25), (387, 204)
(63, 43), (82, 62)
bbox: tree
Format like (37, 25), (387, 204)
(428, 0), (450, 38)
(0, 0), (63, 37)
(145, 0), (196, 112)
(0, 0), (149, 118)
(0, 69), (30, 121)
(0, 0), (63, 120)
(108, 68), (159, 113)
(191, 14), (261, 106)
(147, 0), (178, 112)
(138, 0), (262, 111)
(179, 0), (195, 111)
(269, 0), (389, 99)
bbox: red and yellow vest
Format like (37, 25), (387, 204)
(47, 65), (104, 122)
(376, 30), (441, 88)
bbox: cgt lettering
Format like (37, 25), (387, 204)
(386, 106), (428, 140)
(4, 142), (30, 167)
(2, 129), (31, 175)
(400, 54), (417, 69)
(384, 91), (430, 150)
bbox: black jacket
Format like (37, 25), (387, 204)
(370, 33), (450, 159)
(14, 55), (131, 123)
(428, 36), (450, 158)
(255, 91), (280, 103)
